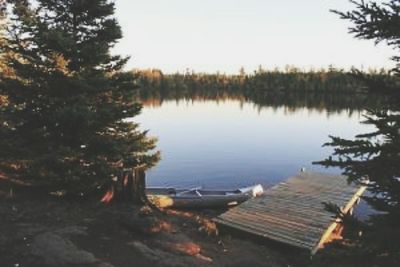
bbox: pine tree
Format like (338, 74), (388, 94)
(0, 1), (12, 124)
(0, 1), (8, 76)
(0, 0), (160, 196)
(317, 0), (400, 259)
(332, 0), (400, 79)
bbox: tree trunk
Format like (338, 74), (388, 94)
(121, 166), (147, 204)
(132, 167), (147, 204)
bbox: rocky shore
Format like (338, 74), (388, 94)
(0, 186), (372, 267)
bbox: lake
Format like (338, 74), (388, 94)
(136, 98), (372, 190)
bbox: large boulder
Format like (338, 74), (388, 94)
(31, 231), (97, 266)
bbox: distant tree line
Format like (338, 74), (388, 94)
(134, 67), (394, 113)
(135, 66), (394, 93)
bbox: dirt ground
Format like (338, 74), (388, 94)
(0, 184), (387, 267)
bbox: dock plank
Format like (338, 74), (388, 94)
(214, 171), (367, 254)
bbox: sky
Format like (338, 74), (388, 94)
(114, 0), (394, 74)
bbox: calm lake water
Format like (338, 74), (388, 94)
(136, 99), (372, 190)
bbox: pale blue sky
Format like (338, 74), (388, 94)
(114, 0), (393, 74)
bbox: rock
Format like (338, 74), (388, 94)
(119, 214), (161, 235)
(55, 226), (88, 236)
(198, 218), (218, 236)
(0, 233), (6, 247)
(31, 232), (98, 266)
(128, 241), (201, 267)
(15, 223), (46, 239)
(156, 234), (213, 262)
(147, 195), (173, 208)
(128, 241), (167, 262)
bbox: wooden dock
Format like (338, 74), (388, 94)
(214, 172), (367, 255)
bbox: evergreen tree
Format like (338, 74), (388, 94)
(0, 0), (160, 195)
(332, 0), (400, 76)
(317, 0), (400, 260)
(0, 1), (8, 76)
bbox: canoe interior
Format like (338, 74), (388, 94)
(146, 187), (244, 197)
(146, 186), (255, 209)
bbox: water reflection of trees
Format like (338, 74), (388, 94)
(135, 69), (391, 115)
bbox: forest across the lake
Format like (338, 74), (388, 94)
(134, 67), (395, 112)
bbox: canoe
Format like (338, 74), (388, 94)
(146, 184), (263, 209)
